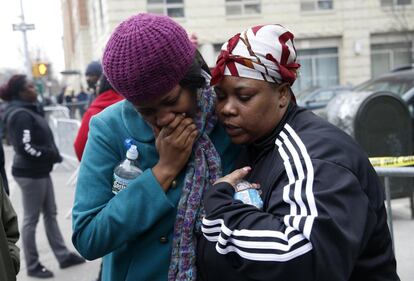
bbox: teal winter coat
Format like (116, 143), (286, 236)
(72, 100), (239, 281)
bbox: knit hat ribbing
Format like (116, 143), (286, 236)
(103, 13), (196, 104)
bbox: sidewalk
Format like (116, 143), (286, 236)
(4, 144), (414, 280)
(392, 199), (414, 281)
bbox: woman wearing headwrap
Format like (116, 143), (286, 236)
(198, 24), (399, 281)
(71, 13), (239, 281)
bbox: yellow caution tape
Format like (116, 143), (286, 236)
(369, 156), (414, 167)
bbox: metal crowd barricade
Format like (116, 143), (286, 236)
(49, 117), (81, 219)
(375, 166), (414, 251)
(43, 106), (81, 218)
(44, 105), (70, 120)
(63, 101), (90, 119)
(53, 118), (80, 163)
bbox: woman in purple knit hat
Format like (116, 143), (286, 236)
(71, 13), (239, 281)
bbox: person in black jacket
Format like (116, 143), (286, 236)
(197, 25), (400, 281)
(0, 75), (85, 278)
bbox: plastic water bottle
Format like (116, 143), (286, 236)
(112, 145), (143, 194)
(233, 180), (263, 209)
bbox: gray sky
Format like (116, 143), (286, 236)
(0, 0), (64, 76)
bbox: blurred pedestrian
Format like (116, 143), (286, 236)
(57, 86), (65, 104)
(0, 174), (20, 281)
(0, 75), (85, 279)
(198, 24), (400, 281)
(72, 13), (239, 281)
(75, 86), (89, 118)
(64, 86), (76, 119)
(85, 61), (103, 100)
(74, 75), (123, 161)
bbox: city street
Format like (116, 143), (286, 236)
(1, 0), (413, 280)
(4, 144), (414, 281)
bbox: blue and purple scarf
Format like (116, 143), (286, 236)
(167, 77), (222, 281)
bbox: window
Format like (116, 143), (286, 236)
(213, 43), (223, 54)
(147, 0), (185, 18)
(300, 0), (333, 11)
(371, 42), (413, 77)
(225, 0), (261, 16)
(381, 0), (411, 6)
(294, 48), (339, 92)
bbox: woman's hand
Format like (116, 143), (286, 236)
(214, 166), (260, 189)
(215, 167), (251, 187)
(152, 114), (198, 191)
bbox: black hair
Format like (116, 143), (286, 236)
(179, 50), (211, 94)
(0, 74), (27, 101)
(269, 81), (295, 101)
(97, 74), (114, 95)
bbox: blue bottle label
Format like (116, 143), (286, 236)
(112, 174), (132, 194)
(234, 189), (263, 209)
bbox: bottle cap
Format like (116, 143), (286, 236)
(124, 138), (134, 150)
(126, 145), (138, 160)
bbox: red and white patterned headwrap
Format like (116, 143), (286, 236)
(211, 24), (300, 86)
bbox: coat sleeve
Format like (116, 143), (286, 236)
(202, 159), (376, 281)
(1, 186), (20, 275)
(8, 112), (60, 162)
(72, 116), (175, 260)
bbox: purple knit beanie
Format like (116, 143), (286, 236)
(102, 13), (196, 104)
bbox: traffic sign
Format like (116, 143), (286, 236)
(12, 23), (35, 31)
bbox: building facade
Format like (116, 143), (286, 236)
(61, 0), (414, 91)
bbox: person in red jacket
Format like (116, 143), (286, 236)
(74, 75), (123, 161)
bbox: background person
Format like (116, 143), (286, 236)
(63, 86), (76, 119)
(74, 75), (123, 161)
(85, 60), (103, 101)
(198, 24), (399, 281)
(72, 13), (239, 281)
(75, 86), (89, 118)
(0, 75), (85, 279)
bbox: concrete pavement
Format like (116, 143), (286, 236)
(4, 144), (414, 280)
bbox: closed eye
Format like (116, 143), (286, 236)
(216, 93), (227, 101)
(238, 95), (253, 102)
(214, 87), (226, 101)
(162, 89), (182, 106)
(137, 108), (156, 116)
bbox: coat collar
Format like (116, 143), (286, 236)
(121, 100), (155, 143)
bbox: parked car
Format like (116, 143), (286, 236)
(353, 67), (414, 117)
(296, 85), (352, 110)
(331, 67), (414, 213)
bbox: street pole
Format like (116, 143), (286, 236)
(19, 0), (32, 79)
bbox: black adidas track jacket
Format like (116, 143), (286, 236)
(198, 105), (399, 281)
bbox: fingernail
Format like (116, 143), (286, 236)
(182, 112), (186, 117)
(243, 167), (251, 171)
